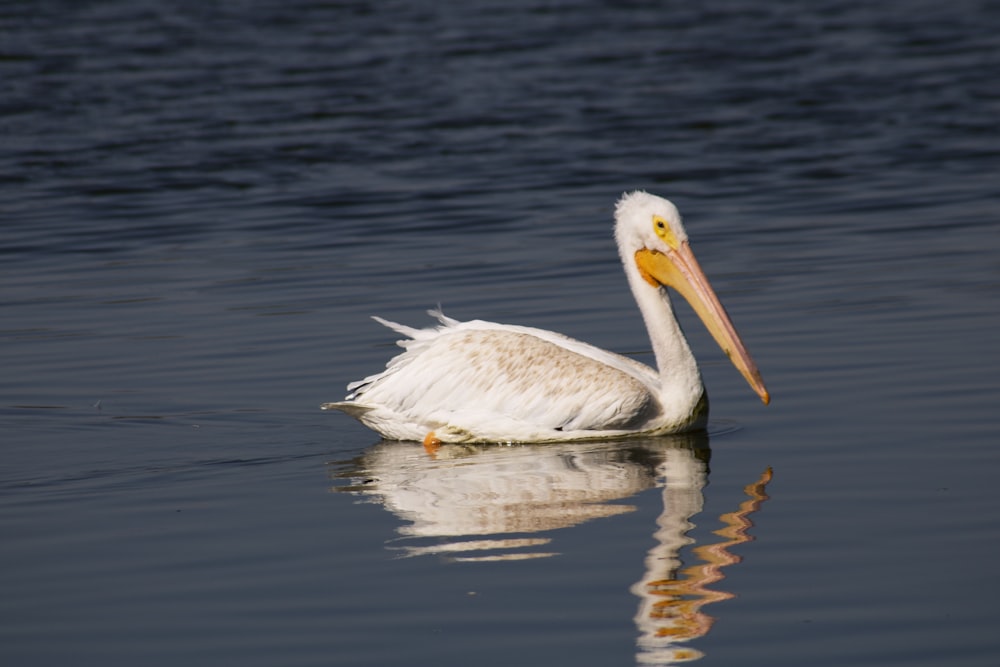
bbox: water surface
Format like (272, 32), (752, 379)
(3, 1), (999, 665)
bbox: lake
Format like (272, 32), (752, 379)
(3, 1), (999, 665)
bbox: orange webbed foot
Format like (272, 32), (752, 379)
(422, 431), (442, 456)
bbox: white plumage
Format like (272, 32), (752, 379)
(323, 191), (768, 443)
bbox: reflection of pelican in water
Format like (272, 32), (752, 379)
(330, 433), (770, 662)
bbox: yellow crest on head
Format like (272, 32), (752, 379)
(652, 215), (680, 249)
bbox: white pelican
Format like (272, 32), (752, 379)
(323, 191), (769, 444)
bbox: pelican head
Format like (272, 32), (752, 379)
(615, 191), (769, 405)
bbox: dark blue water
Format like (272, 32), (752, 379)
(3, 1), (1000, 665)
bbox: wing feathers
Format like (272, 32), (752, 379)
(336, 312), (663, 438)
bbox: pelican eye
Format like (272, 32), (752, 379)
(652, 215), (679, 248)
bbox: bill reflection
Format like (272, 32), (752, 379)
(633, 456), (771, 664)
